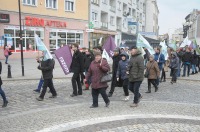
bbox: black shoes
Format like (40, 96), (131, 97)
(90, 105), (98, 108)
(155, 87), (158, 92)
(36, 97), (43, 101)
(145, 91), (151, 93)
(33, 89), (40, 93)
(70, 94), (77, 97)
(2, 100), (8, 107)
(49, 95), (57, 98)
(108, 93), (112, 97)
(105, 101), (110, 107)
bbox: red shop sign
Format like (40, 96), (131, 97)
(25, 16), (67, 27)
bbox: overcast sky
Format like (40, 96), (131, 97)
(157, 0), (200, 35)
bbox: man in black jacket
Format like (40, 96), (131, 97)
(182, 48), (192, 77)
(36, 51), (57, 101)
(108, 48), (121, 97)
(70, 43), (84, 97)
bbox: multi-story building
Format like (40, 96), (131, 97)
(0, 0), (89, 59)
(184, 9), (200, 44)
(90, 0), (146, 47)
(172, 28), (184, 45)
(145, 0), (159, 40)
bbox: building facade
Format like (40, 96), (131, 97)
(90, 0), (146, 47)
(0, 0), (89, 59)
(145, 0), (159, 40)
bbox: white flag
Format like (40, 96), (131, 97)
(159, 41), (168, 60)
(137, 33), (155, 55)
(180, 36), (191, 48)
(102, 49), (110, 61)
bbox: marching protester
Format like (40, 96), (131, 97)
(0, 61), (8, 107)
(116, 52), (129, 101)
(169, 52), (179, 84)
(145, 55), (160, 93)
(154, 47), (165, 85)
(143, 47), (150, 67)
(36, 51), (57, 101)
(182, 48), (192, 77)
(70, 43), (84, 97)
(176, 48), (185, 77)
(108, 48), (121, 97)
(80, 47), (87, 85)
(160, 59), (170, 82)
(85, 51), (110, 108)
(127, 46), (144, 107)
(191, 49), (198, 74)
(84, 49), (95, 90)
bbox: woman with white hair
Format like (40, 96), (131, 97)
(145, 55), (160, 93)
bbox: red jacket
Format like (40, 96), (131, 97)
(86, 59), (110, 89)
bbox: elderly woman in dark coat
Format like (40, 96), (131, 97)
(85, 51), (110, 108)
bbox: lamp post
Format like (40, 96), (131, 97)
(18, 0), (24, 76)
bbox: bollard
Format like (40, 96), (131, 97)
(7, 64), (12, 78)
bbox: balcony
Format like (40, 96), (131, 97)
(110, 6), (116, 12)
(101, 22), (108, 29)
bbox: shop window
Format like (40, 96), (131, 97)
(67, 33), (76, 44)
(23, 0), (37, 6)
(46, 0), (57, 9)
(26, 38), (35, 50)
(58, 32), (66, 48)
(26, 30), (34, 37)
(4, 29), (14, 37)
(36, 30), (44, 38)
(65, 0), (75, 12)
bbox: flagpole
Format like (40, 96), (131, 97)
(18, 0), (24, 76)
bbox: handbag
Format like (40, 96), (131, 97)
(144, 62), (154, 78)
(8, 51), (12, 55)
(100, 73), (112, 83)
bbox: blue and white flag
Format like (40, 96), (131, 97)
(159, 41), (168, 60)
(34, 34), (53, 59)
(137, 33), (155, 55)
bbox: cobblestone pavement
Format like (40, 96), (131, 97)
(0, 77), (200, 132)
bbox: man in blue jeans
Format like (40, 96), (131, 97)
(0, 61), (8, 107)
(127, 46), (144, 107)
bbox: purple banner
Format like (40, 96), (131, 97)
(102, 36), (116, 57)
(54, 45), (72, 75)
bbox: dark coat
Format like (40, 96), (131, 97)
(169, 52), (179, 69)
(116, 52), (129, 80)
(182, 52), (192, 63)
(38, 59), (54, 79)
(112, 54), (121, 75)
(84, 54), (94, 70)
(0, 61), (2, 86)
(127, 50), (145, 82)
(146, 60), (160, 79)
(191, 51), (198, 65)
(86, 59), (110, 89)
(70, 50), (84, 73)
(154, 53), (165, 70)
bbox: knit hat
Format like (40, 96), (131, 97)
(130, 46), (137, 50)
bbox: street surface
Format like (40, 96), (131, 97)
(0, 58), (200, 132)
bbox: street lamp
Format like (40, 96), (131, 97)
(18, 0), (24, 76)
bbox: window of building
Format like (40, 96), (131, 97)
(23, 0), (37, 6)
(92, 12), (98, 21)
(46, 0), (57, 9)
(65, 0), (75, 12)
(91, 0), (99, 5)
(117, 1), (121, 11)
(102, 0), (107, 4)
(110, 16), (114, 26)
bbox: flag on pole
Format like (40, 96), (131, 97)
(102, 36), (117, 57)
(102, 49), (110, 61)
(34, 34), (53, 59)
(136, 33), (155, 55)
(168, 42), (177, 51)
(159, 41), (168, 60)
(54, 45), (72, 75)
(180, 36), (191, 47)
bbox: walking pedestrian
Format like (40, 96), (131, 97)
(145, 55), (160, 93)
(4, 46), (10, 64)
(70, 43), (84, 97)
(191, 50), (198, 74)
(108, 48), (121, 97)
(116, 52), (129, 101)
(36, 51), (57, 101)
(182, 48), (192, 77)
(154, 47), (165, 85)
(169, 52), (179, 84)
(160, 59), (170, 82)
(85, 51), (110, 108)
(0, 61), (8, 107)
(127, 46), (144, 107)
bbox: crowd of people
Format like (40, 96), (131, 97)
(1, 43), (200, 108)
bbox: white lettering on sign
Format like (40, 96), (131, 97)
(110, 50), (114, 56)
(59, 57), (69, 73)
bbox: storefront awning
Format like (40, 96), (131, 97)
(93, 29), (117, 35)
